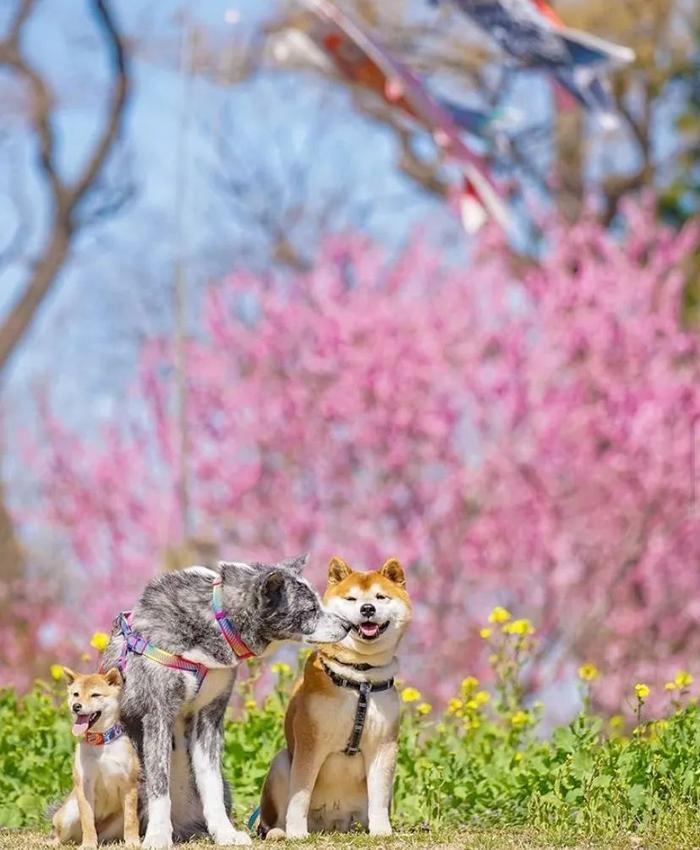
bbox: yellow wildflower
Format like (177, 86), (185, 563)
(401, 687), (421, 703)
(90, 632), (110, 653)
(50, 664), (63, 682)
(245, 699), (257, 711)
(479, 627), (492, 639)
(417, 702), (432, 716)
(271, 662), (291, 676)
(466, 699), (479, 711)
(664, 681), (678, 692)
(488, 606), (511, 624)
(447, 698), (464, 715)
(609, 715), (625, 730)
(578, 663), (599, 682)
(510, 710), (530, 728)
(474, 691), (490, 707)
(463, 716), (481, 731)
(674, 671), (694, 688)
(503, 618), (535, 636)
(460, 676), (479, 695)
(514, 752), (523, 763)
(634, 683), (650, 700)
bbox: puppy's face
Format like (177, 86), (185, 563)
(323, 557), (412, 657)
(63, 668), (122, 737)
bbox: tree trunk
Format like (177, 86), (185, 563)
(0, 476), (24, 586)
(554, 109), (585, 222)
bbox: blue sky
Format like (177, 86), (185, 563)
(1, 0), (459, 442)
(0, 0), (689, 450)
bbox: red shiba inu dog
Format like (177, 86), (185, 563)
(259, 556), (412, 839)
(52, 668), (140, 847)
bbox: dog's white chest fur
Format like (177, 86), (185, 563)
(76, 739), (134, 812)
(306, 686), (399, 831)
(310, 686), (398, 753)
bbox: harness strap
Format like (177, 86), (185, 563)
(319, 658), (395, 756)
(212, 578), (256, 660)
(345, 681), (371, 756)
(84, 722), (126, 746)
(110, 575), (255, 689)
(116, 612), (209, 691)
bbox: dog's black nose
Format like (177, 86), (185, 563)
(72, 703), (82, 713)
(360, 603), (376, 619)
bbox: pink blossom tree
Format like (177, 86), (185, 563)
(9, 202), (700, 711)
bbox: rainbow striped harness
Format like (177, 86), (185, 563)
(114, 577), (255, 692)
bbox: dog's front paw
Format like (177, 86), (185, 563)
(141, 829), (173, 849)
(212, 825), (252, 846)
(285, 825), (309, 840)
(369, 824), (393, 837)
(369, 817), (393, 837)
(265, 827), (286, 842)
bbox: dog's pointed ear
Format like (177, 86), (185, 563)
(220, 560), (256, 583)
(62, 667), (77, 685)
(328, 556), (352, 585)
(280, 553), (308, 574)
(261, 570), (285, 606)
(103, 667), (123, 687)
(380, 558), (406, 588)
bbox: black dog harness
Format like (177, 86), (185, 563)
(320, 657), (395, 756)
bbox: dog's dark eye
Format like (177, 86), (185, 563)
(376, 594), (388, 601)
(345, 596), (357, 602)
(90, 693), (101, 698)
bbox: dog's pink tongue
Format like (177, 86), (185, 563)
(360, 623), (380, 637)
(72, 714), (91, 736)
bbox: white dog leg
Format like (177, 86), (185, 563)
(366, 741), (398, 837)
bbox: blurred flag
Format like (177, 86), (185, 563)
(271, 0), (511, 232)
(431, 0), (634, 126)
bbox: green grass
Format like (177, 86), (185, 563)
(2, 625), (700, 847)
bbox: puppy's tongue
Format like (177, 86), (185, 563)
(72, 714), (91, 736)
(359, 622), (380, 638)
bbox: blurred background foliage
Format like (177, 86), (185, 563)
(0, 0), (698, 714)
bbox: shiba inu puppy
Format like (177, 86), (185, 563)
(52, 668), (140, 847)
(259, 556), (412, 839)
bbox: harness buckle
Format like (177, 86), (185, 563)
(127, 633), (148, 655)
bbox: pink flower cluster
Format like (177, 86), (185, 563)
(8, 203), (699, 711)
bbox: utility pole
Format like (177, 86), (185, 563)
(173, 9), (194, 543)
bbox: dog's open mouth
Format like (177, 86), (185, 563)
(72, 711), (101, 737)
(356, 621), (389, 641)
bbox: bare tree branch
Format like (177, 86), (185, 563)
(0, 0), (131, 374)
